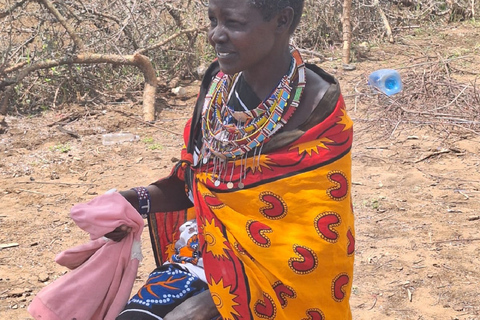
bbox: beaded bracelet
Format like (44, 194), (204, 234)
(131, 186), (151, 218)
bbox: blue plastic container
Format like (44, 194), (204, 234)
(368, 69), (403, 96)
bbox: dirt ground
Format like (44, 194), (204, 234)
(1, 23), (479, 320)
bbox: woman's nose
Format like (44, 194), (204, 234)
(209, 24), (227, 44)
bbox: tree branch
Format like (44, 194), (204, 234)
(0, 0), (28, 19)
(3, 61), (28, 74)
(0, 53), (157, 119)
(88, 10), (140, 50)
(135, 26), (208, 55)
(374, 0), (394, 43)
(37, 0), (85, 51)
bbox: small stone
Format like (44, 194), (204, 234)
(342, 64), (356, 71)
(50, 171), (60, 180)
(452, 304), (464, 312)
(38, 273), (50, 283)
(171, 87), (186, 97)
(8, 289), (24, 297)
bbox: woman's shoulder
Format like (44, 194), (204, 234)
(282, 64), (338, 131)
(304, 66), (332, 104)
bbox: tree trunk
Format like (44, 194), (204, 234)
(342, 0), (353, 65)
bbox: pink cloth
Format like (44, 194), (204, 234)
(28, 192), (144, 320)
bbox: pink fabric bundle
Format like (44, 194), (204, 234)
(28, 192), (144, 320)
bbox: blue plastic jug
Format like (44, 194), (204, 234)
(368, 69), (403, 96)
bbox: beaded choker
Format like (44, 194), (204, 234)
(201, 47), (306, 164)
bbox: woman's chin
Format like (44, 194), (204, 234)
(217, 62), (240, 76)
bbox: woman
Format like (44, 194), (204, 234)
(115, 0), (355, 319)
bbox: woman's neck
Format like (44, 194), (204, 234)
(241, 46), (292, 101)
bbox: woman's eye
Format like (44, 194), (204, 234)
(227, 20), (240, 26)
(209, 17), (217, 27)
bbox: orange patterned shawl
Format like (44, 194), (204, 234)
(149, 65), (354, 320)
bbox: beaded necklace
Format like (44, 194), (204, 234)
(199, 47), (306, 188)
(201, 47), (306, 163)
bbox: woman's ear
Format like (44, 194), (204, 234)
(275, 7), (294, 34)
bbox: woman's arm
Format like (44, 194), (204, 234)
(120, 174), (193, 213)
(106, 174), (193, 241)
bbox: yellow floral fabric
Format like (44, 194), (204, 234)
(193, 95), (354, 320)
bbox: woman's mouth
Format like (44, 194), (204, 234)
(216, 51), (234, 59)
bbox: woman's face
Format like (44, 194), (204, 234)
(207, 0), (280, 75)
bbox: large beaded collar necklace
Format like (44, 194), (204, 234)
(200, 47), (306, 188)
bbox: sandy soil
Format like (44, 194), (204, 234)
(1, 23), (479, 320)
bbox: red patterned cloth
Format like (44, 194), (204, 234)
(149, 63), (354, 319)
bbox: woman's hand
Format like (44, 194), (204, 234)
(163, 290), (219, 320)
(104, 225), (131, 242)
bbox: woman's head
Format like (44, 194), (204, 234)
(208, 0), (300, 77)
(249, 0), (305, 34)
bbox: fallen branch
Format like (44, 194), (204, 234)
(0, 243), (19, 249)
(111, 109), (182, 136)
(298, 48), (325, 61)
(3, 61), (28, 73)
(430, 238), (480, 244)
(17, 181), (98, 186)
(17, 189), (52, 195)
(414, 149), (451, 163)
(57, 125), (80, 139)
(396, 55), (474, 70)
(1, 52), (157, 120)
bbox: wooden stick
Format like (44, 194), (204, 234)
(374, 0), (394, 43)
(17, 189), (52, 195)
(0, 243), (19, 249)
(17, 181), (98, 186)
(57, 125), (81, 139)
(111, 109), (182, 136)
(298, 48), (325, 61)
(414, 149), (451, 163)
(431, 238), (480, 244)
(396, 55), (473, 70)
